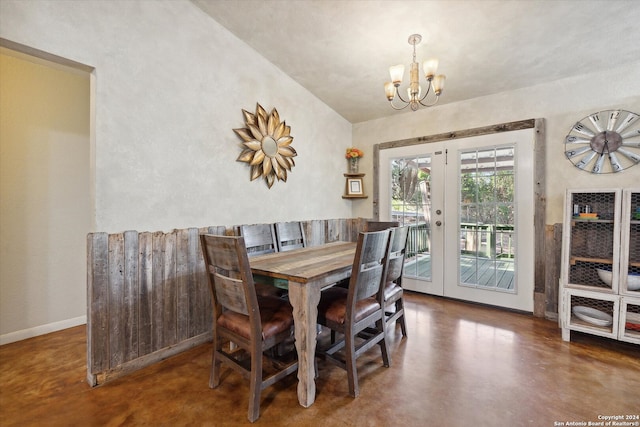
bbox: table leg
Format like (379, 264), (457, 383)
(287, 281), (320, 408)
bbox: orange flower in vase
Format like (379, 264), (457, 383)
(345, 147), (363, 173)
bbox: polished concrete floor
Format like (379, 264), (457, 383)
(1, 292), (639, 426)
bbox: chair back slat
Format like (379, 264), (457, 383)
(386, 226), (409, 284)
(275, 221), (306, 252)
(364, 221), (399, 232)
(355, 266), (385, 300)
(238, 224), (278, 256)
(213, 272), (250, 315)
(201, 234), (256, 316)
(351, 229), (392, 302)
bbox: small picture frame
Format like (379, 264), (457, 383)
(346, 177), (364, 196)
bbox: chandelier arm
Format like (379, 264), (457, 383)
(418, 81), (433, 102)
(418, 95), (441, 108)
(394, 87), (409, 104)
(389, 98), (411, 110)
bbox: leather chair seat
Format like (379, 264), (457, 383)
(318, 287), (380, 325)
(384, 281), (403, 302)
(218, 296), (294, 340)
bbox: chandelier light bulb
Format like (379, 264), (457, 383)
(432, 75), (446, 95)
(389, 64), (405, 85)
(423, 58), (439, 79)
(384, 82), (396, 100)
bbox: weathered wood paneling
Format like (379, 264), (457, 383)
(304, 220), (326, 247)
(151, 231), (164, 352)
(533, 119), (547, 297)
(123, 230), (139, 363)
(138, 232), (153, 356)
(108, 233), (124, 369)
(162, 232), (177, 348)
(86, 232), (108, 385)
(87, 219), (363, 386)
(176, 229), (190, 343)
(545, 223), (563, 320)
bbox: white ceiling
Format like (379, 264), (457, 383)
(193, 0), (640, 124)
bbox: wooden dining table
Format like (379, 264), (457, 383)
(250, 241), (357, 408)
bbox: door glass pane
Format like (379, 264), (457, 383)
(390, 156), (432, 281)
(459, 146), (516, 291)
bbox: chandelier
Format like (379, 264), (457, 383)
(384, 34), (446, 111)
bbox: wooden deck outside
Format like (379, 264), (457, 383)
(404, 254), (515, 290)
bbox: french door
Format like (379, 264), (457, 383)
(378, 129), (535, 312)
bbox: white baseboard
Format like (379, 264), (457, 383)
(0, 316), (86, 345)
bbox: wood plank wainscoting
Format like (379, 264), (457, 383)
(86, 218), (367, 386)
(86, 217), (564, 387)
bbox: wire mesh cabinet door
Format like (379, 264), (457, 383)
(562, 289), (619, 340)
(618, 189), (640, 344)
(619, 189), (640, 296)
(560, 188), (622, 294)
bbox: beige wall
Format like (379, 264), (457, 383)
(0, 0), (354, 235)
(352, 62), (640, 224)
(0, 51), (90, 341)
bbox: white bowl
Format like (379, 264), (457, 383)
(596, 268), (640, 291)
(628, 273), (640, 291)
(596, 269), (612, 286)
(572, 306), (613, 327)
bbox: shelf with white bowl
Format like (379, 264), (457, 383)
(560, 188), (639, 344)
(562, 289), (619, 340)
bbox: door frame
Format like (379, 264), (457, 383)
(373, 119), (547, 315)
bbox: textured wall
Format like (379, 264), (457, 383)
(0, 0), (353, 234)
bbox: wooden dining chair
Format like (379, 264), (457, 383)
(382, 226), (409, 337)
(238, 223), (278, 256)
(200, 234), (298, 423)
(238, 223), (282, 297)
(274, 221), (307, 252)
(315, 229), (393, 398)
(364, 221), (409, 337)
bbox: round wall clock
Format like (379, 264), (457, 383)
(564, 109), (640, 173)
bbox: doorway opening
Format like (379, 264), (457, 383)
(0, 39), (94, 344)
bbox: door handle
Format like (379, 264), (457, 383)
(435, 220), (442, 226)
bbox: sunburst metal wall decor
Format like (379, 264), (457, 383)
(234, 103), (297, 188)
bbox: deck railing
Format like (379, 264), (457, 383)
(406, 223), (430, 258)
(460, 223), (514, 259)
(396, 218), (515, 260)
